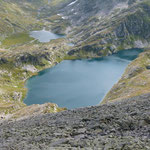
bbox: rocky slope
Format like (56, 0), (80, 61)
(0, 0), (73, 40)
(62, 0), (150, 58)
(0, 93), (150, 149)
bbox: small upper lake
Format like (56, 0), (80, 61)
(30, 29), (64, 43)
(24, 49), (143, 109)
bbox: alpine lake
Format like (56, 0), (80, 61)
(24, 29), (143, 109)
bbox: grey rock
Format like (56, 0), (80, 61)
(0, 93), (150, 149)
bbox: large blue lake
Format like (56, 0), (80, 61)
(24, 49), (142, 109)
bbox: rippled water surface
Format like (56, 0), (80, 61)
(24, 49), (142, 109)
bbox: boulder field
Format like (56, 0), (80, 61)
(0, 93), (150, 149)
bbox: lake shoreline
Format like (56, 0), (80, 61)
(24, 48), (143, 109)
(0, 29), (144, 117)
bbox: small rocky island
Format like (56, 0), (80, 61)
(0, 0), (150, 149)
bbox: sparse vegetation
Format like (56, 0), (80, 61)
(2, 33), (34, 47)
(102, 50), (150, 103)
(0, 36), (70, 116)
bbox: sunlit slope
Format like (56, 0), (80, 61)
(0, 1), (39, 37)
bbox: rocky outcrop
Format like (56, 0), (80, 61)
(0, 58), (8, 65)
(15, 52), (51, 66)
(0, 93), (150, 149)
(11, 103), (67, 120)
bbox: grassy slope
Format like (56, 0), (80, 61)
(0, 38), (70, 115)
(0, 1), (40, 36)
(2, 33), (34, 47)
(102, 49), (150, 103)
(0, 0), (71, 47)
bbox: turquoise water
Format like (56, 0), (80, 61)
(24, 49), (143, 109)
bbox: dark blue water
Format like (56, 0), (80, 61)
(24, 49), (143, 109)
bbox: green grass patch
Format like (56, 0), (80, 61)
(2, 32), (34, 47)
